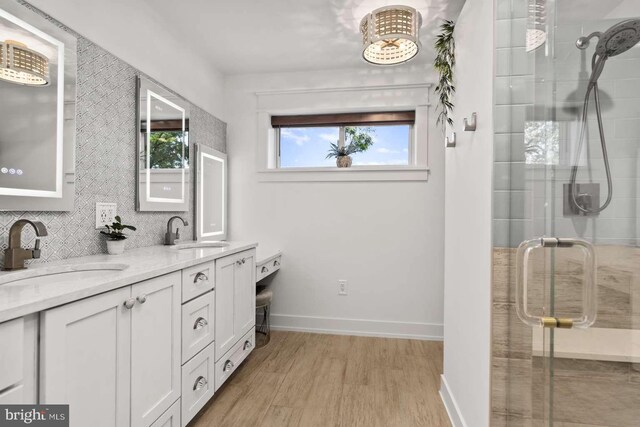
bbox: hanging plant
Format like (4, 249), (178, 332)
(434, 20), (456, 134)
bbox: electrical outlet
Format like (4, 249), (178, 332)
(338, 280), (348, 296)
(96, 203), (117, 229)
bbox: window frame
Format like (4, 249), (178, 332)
(272, 111), (417, 170)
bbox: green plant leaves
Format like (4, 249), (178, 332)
(434, 20), (456, 130)
(326, 127), (376, 159)
(101, 216), (136, 240)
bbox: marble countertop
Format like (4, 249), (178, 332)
(0, 241), (257, 323)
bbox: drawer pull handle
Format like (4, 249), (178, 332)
(136, 294), (147, 304)
(193, 376), (208, 391)
(243, 340), (252, 350)
(194, 272), (208, 283)
(193, 317), (208, 330)
(223, 360), (235, 372)
(123, 298), (136, 309)
(274, 260), (280, 266)
(261, 266), (269, 273)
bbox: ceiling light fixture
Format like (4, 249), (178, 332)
(360, 5), (422, 65)
(0, 39), (49, 86)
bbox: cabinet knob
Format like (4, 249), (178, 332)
(261, 266), (269, 273)
(236, 260), (242, 266)
(123, 298), (136, 309)
(194, 272), (208, 283)
(274, 260), (280, 267)
(136, 294), (147, 304)
(223, 360), (235, 372)
(243, 340), (252, 351)
(242, 258), (246, 264)
(193, 375), (208, 391)
(193, 317), (208, 330)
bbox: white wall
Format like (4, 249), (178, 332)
(440, 0), (494, 425)
(224, 65), (446, 339)
(26, 0), (226, 120)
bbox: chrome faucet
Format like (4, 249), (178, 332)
(2, 219), (48, 271)
(165, 216), (189, 245)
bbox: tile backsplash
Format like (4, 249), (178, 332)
(0, 5), (226, 267)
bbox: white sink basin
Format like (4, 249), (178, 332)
(172, 241), (230, 250)
(0, 262), (130, 286)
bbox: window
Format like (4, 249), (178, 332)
(272, 111), (415, 169)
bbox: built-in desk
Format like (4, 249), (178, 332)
(256, 248), (282, 282)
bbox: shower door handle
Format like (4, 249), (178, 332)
(516, 237), (597, 329)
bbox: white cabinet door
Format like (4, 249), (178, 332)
(235, 250), (255, 339)
(0, 314), (37, 404)
(215, 250), (256, 360)
(150, 399), (180, 427)
(40, 287), (131, 427)
(131, 272), (181, 427)
(215, 252), (238, 359)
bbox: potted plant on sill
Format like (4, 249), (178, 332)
(100, 216), (137, 255)
(326, 142), (358, 167)
(326, 127), (375, 168)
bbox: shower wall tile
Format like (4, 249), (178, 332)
(494, 190), (529, 219)
(615, 79), (640, 99)
(615, 118), (640, 139)
(496, 0), (528, 21)
(494, 104), (527, 134)
(496, 18), (527, 49)
(0, 5), (226, 267)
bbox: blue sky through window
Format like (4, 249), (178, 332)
(279, 125), (410, 168)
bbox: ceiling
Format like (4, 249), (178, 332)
(31, 0), (465, 76)
(143, 0), (465, 74)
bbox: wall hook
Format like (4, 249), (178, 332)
(463, 112), (477, 131)
(445, 132), (456, 148)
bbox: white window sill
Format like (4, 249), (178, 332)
(257, 167), (430, 182)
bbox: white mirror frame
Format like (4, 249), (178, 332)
(0, 0), (77, 211)
(195, 144), (227, 241)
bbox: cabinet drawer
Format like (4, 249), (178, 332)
(214, 327), (255, 391)
(182, 291), (215, 363)
(181, 342), (215, 426)
(182, 262), (214, 303)
(256, 256), (281, 282)
(151, 398), (180, 427)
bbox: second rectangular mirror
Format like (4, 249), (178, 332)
(136, 76), (190, 211)
(196, 144), (227, 241)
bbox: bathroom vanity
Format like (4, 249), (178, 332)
(0, 242), (257, 427)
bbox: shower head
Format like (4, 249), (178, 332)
(576, 19), (640, 58)
(595, 19), (640, 57)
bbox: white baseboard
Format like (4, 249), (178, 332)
(269, 313), (443, 340)
(439, 374), (467, 427)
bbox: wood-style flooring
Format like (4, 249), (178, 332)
(189, 331), (451, 427)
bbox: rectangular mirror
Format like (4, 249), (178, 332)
(0, 0), (76, 211)
(136, 76), (190, 211)
(196, 144), (227, 241)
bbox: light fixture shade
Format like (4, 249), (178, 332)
(0, 40), (49, 86)
(360, 5), (422, 65)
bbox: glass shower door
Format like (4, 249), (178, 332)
(501, 0), (640, 425)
